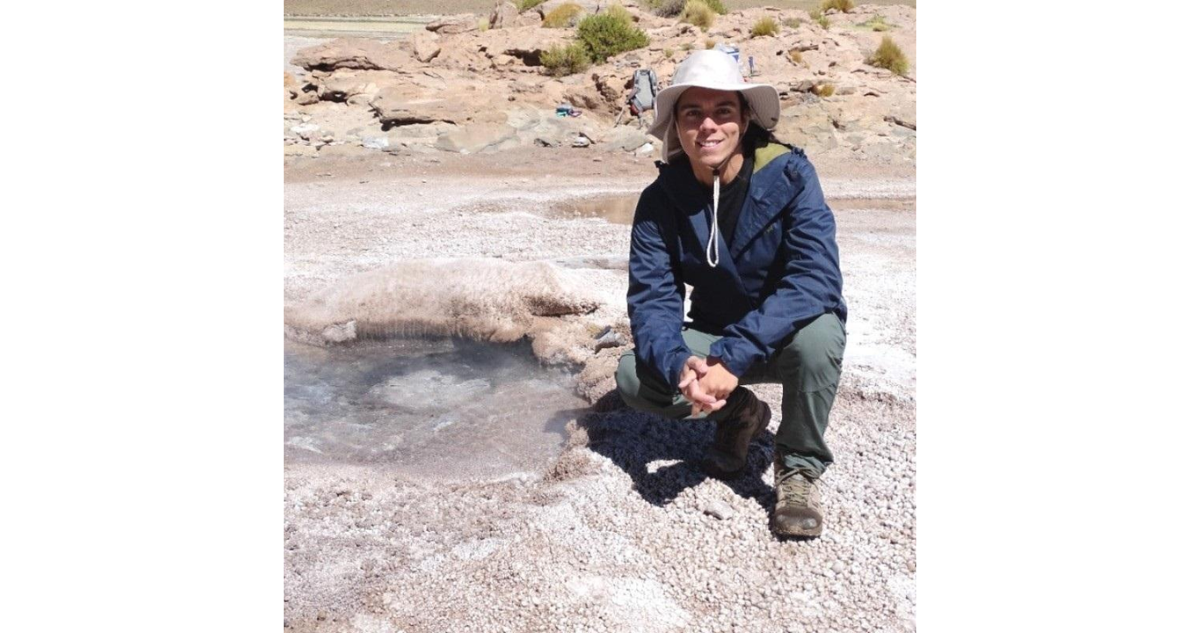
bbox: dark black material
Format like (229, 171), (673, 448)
(704, 149), (754, 249)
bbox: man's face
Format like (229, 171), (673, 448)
(674, 87), (750, 171)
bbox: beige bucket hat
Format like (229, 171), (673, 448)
(647, 49), (781, 163)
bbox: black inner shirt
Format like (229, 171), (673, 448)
(706, 149), (754, 249)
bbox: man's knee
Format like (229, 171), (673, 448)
(779, 314), (846, 391)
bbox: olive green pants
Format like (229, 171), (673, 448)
(615, 312), (846, 479)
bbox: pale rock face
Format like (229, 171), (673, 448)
(290, 38), (415, 74)
(425, 14), (479, 35)
(411, 31), (442, 63)
(489, 1), (521, 29)
(316, 69), (401, 104)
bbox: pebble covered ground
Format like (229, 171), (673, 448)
(284, 144), (915, 632)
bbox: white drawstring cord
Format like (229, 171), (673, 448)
(706, 168), (720, 267)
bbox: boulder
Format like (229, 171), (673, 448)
(361, 136), (389, 150)
(590, 71), (630, 114)
(563, 85), (604, 111)
(291, 38), (415, 73)
(425, 14), (478, 35)
(478, 28), (574, 67)
(435, 122), (517, 153)
(513, 12), (544, 27)
(316, 69), (401, 104)
(411, 31), (442, 63)
(371, 86), (459, 126)
(489, 1), (521, 29)
(603, 125), (653, 152)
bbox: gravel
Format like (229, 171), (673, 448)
(284, 146), (916, 632)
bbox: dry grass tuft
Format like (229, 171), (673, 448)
(542, 3), (584, 28)
(541, 42), (591, 76)
(867, 35), (909, 75)
(680, 0), (715, 31)
(750, 17), (779, 38)
(809, 9), (830, 29)
(859, 14), (890, 31)
(606, 3), (634, 25)
(821, 0), (854, 13)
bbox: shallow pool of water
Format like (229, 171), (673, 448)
(548, 194), (639, 225)
(284, 338), (588, 479)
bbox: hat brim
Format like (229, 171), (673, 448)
(647, 82), (780, 163)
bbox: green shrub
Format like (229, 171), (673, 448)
(680, 0), (715, 31)
(704, 37), (716, 49)
(606, 3), (634, 25)
(809, 9), (830, 29)
(478, 17), (490, 31)
(821, 0), (853, 13)
(576, 14), (650, 62)
(867, 35), (908, 75)
(816, 83), (835, 97)
(783, 17), (802, 28)
(646, 0), (686, 17)
(701, 0), (728, 15)
(681, 41), (694, 51)
(542, 3), (584, 28)
(519, 0), (547, 12)
(664, 47), (676, 58)
(750, 17), (779, 37)
(541, 42), (591, 76)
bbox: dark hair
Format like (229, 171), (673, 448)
(736, 93), (793, 152)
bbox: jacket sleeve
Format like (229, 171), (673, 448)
(708, 157), (843, 377)
(627, 186), (694, 389)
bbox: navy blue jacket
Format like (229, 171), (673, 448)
(626, 143), (847, 386)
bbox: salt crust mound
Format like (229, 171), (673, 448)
(284, 257), (604, 353)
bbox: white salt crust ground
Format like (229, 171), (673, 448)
(284, 150), (916, 633)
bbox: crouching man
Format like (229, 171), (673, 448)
(614, 51), (848, 538)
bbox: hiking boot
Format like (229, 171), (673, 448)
(770, 453), (823, 538)
(702, 387), (771, 480)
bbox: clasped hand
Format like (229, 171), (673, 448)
(677, 356), (739, 418)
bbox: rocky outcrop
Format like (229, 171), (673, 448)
(315, 69), (403, 106)
(291, 38), (415, 73)
(285, 6), (916, 163)
(370, 81), (507, 127)
(411, 31), (442, 63)
(426, 14), (479, 35)
(489, 1), (521, 29)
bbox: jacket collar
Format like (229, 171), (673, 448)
(732, 142), (799, 259)
(655, 142), (799, 261)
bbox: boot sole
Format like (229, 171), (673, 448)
(772, 525), (820, 539)
(770, 522), (823, 539)
(701, 402), (772, 480)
